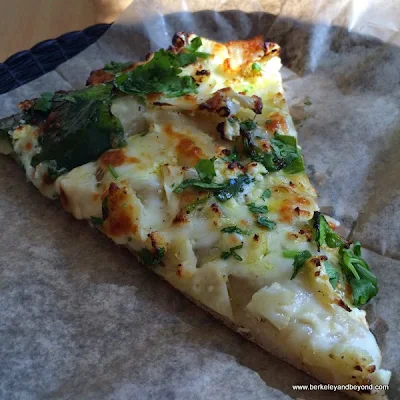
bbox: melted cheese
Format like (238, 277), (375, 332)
(4, 34), (390, 395)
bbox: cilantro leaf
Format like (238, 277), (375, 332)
(103, 61), (132, 74)
(247, 203), (268, 214)
(221, 148), (237, 162)
(221, 244), (243, 261)
(183, 37), (210, 60)
(350, 278), (378, 306)
(324, 262), (339, 289)
(256, 216), (276, 230)
(282, 249), (303, 258)
(33, 92), (53, 113)
(30, 84), (125, 179)
(107, 164), (119, 179)
(290, 250), (312, 279)
(260, 188), (271, 200)
(195, 158), (216, 183)
(312, 211), (344, 251)
(185, 195), (210, 212)
(339, 242), (378, 305)
(214, 175), (251, 202)
(240, 122), (304, 174)
(252, 62), (262, 72)
(114, 46), (206, 98)
(221, 226), (251, 235)
(139, 247), (165, 267)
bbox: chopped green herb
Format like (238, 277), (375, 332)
(221, 244), (243, 261)
(195, 158), (216, 183)
(282, 249), (303, 258)
(339, 242), (378, 305)
(173, 179), (226, 193)
(114, 41), (208, 98)
(221, 148), (238, 162)
(90, 216), (103, 225)
(221, 226), (251, 235)
(185, 196), (210, 212)
(312, 211), (344, 251)
(260, 188), (272, 200)
(30, 84), (126, 179)
(183, 37), (210, 60)
(251, 62), (262, 72)
(139, 247), (165, 267)
(103, 61), (132, 74)
(256, 216), (276, 230)
(247, 203), (268, 214)
(214, 175), (251, 202)
(349, 278), (377, 307)
(240, 121), (304, 174)
(33, 92), (53, 113)
(240, 120), (257, 132)
(324, 262), (339, 289)
(290, 250), (312, 279)
(107, 164), (119, 179)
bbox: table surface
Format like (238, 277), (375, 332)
(0, 0), (132, 62)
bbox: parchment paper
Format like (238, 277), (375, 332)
(0, 1), (399, 399)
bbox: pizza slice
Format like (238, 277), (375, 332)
(0, 33), (390, 398)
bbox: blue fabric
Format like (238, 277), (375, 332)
(0, 24), (111, 94)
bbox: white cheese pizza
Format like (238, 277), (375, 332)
(0, 33), (390, 398)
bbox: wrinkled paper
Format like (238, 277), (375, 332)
(0, 1), (399, 399)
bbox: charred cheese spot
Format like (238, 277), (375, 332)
(225, 36), (265, 66)
(277, 197), (312, 223)
(163, 124), (205, 166)
(265, 112), (288, 134)
(173, 210), (189, 225)
(99, 148), (140, 167)
(102, 183), (138, 237)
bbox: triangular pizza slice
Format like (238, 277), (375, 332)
(0, 33), (390, 398)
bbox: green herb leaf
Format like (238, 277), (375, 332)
(291, 250), (312, 279)
(33, 92), (53, 113)
(214, 175), (251, 202)
(139, 247), (165, 267)
(103, 61), (132, 74)
(312, 211), (344, 251)
(107, 164), (119, 179)
(339, 242), (378, 305)
(282, 249), (303, 258)
(247, 203), (268, 214)
(260, 188), (271, 200)
(256, 216), (276, 230)
(185, 195), (210, 212)
(90, 216), (103, 225)
(221, 226), (251, 235)
(240, 123), (305, 174)
(221, 148), (237, 162)
(350, 278), (378, 306)
(221, 244), (243, 261)
(30, 84), (125, 179)
(324, 262), (339, 289)
(114, 46), (205, 98)
(251, 62), (262, 72)
(195, 158), (216, 183)
(240, 120), (257, 133)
